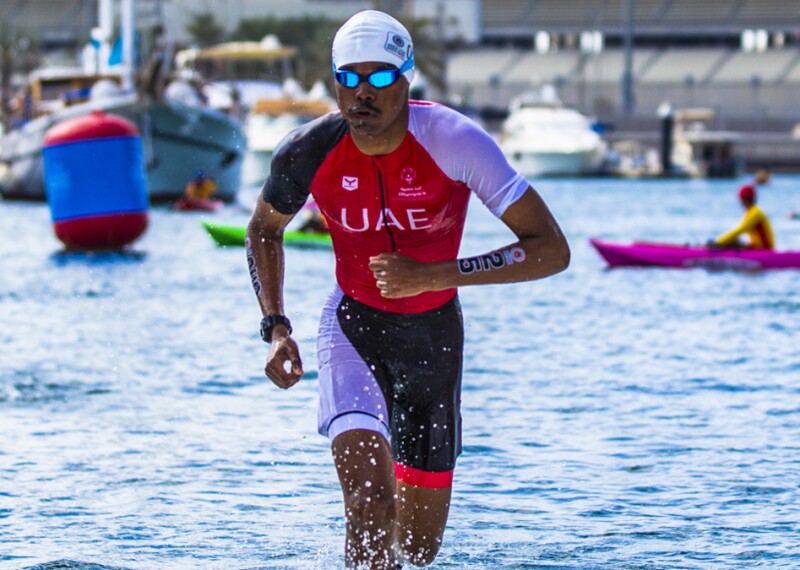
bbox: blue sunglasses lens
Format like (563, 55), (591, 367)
(336, 71), (360, 88)
(368, 70), (398, 88)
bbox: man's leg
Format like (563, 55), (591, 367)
(333, 428), (399, 570)
(395, 480), (452, 566)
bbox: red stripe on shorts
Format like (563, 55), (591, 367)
(394, 462), (453, 488)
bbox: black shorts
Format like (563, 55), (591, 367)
(317, 287), (464, 476)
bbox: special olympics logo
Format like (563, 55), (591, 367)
(400, 168), (416, 185)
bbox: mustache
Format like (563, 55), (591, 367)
(347, 101), (379, 114)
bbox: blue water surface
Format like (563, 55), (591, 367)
(2, 176), (799, 569)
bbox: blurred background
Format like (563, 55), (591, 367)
(2, 0), (799, 179)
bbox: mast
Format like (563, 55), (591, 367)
(121, 0), (135, 91)
(621, 0), (634, 114)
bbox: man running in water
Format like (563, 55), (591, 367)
(246, 10), (570, 569)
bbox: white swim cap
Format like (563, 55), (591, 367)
(332, 10), (415, 84)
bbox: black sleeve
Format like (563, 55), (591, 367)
(261, 112), (349, 215)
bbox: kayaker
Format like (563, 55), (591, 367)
(712, 184), (775, 249)
(184, 170), (218, 201)
(245, 10), (570, 570)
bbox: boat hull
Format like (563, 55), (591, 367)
(201, 221), (331, 250)
(0, 96), (246, 203)
(590, 239), (800, 270)
(504, 149), (604, 177)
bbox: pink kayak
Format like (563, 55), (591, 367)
(589, 239), (800, 270)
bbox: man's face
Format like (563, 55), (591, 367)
(334, 61), (409, 141)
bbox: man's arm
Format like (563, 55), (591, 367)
(247, 197), (304, 388)
(368, 186), (570, 298)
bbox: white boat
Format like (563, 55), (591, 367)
(0, 1), (246, 203)
(176, 37), (336, 187)
(499, 86), (606, 177)
(0, 72), (246, 202)
(242, 81), (336, 186)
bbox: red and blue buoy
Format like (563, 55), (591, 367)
(43, 111), (149, 250)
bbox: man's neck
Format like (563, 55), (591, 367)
(349, 106), (410, 156)
(351, 131), (406, 156)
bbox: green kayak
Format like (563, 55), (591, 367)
(201, 221), (332, 250)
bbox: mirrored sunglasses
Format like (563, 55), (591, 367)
(333, 57), (414, 89)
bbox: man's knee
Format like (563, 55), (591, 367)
(344, 481), (396, 521)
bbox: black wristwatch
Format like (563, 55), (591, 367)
(260, 314), (292, 343)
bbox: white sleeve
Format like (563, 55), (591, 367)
(411, 104), (530, 217)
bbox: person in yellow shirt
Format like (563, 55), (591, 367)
(184, 170), (218, 201)
(713, 184), (775, 249)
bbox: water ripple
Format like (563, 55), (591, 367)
(3, 180), (800, 568)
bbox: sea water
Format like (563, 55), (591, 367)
(1, 176), (799, 570)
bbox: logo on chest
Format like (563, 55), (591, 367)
(332, 168), (439, 232)
(397, 167), (425, 200)
(342, 176), (358, 191)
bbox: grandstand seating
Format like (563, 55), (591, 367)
(783, 53), (800, 82)
(578, 48), (659, 83)
(502, 52), (581, 84)
(447, 49), (523, 83)
(448, 48), (663, 87)
(734, 0), (799, 25)
(639, 48), (731, 83)
(481, 0), (797, 33)
(660, 0), (738, 25)
(589, 0), (667, 30)
(445, 46), (800, 124)
(713, 50), (800, 83)
(481, 0), (533, 28)
(459, 0), (800, 125)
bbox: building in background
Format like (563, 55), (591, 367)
(4, 0), (800, 171)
